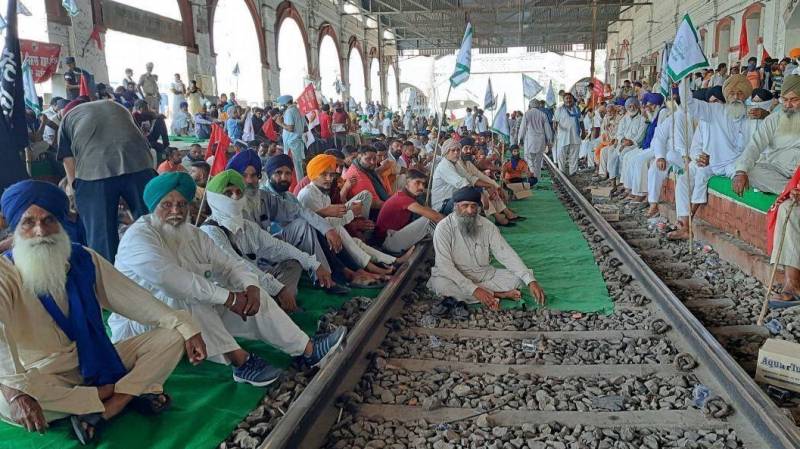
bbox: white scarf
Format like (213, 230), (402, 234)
(206, 191), (246, 234)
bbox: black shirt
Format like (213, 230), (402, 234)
(64, 68), (82, 100)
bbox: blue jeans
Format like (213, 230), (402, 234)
(75, 169), (155, 262)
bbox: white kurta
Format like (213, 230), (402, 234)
(516, 108), (553, 179)
(735, 110), (800, 194)
(428, 214), (536, 304)
(621, 108), (665, 194)
(599, 112), (647, 180)
(111, 215), (309, 363)
(647, 109), (688, 204)
(431, 158), (474, 212)
(688, 96), (754, 174)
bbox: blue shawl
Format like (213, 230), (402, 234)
(641, 108), (663, 150)
(6, 244), (127, 386)
(565, 106), (581, 138)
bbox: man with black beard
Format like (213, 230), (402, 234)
(427, 186), (545, 311)
(0, 180), (206, 444)
(223, 150), (349, 295)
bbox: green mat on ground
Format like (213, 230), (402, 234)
(707, 175), (776, 213)
(494, 173), (613, 314)
(168, 136), (208, 144)
(0, 282), (379, 449)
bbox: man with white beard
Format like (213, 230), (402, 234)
(552, 93), (582, 175)
(516, 98), (553, 184)
(733, 75), (800, 197)
(427, 186), (545, 310)
(644, 98), (690, 217)
(110, 173), (346, 387)
(619, 93), (666, 202)
(598, 97), (648, 190)
(0, 180), (206, 445)
(669, 75), (758, 239)
(200, 170), (334, 313)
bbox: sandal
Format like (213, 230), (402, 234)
(71, 412), (104, 445)
(768, 292), (800, 310)
(130, 393), (172, 415)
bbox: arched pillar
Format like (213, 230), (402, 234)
(275, 1), (312, 86)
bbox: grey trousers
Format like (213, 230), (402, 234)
(265, 259), (303, 299)
(382, 217), (434, 253)
(280, 218), (331, 274)
(748, 162), (797, 195)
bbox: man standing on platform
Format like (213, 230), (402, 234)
(428, 186), (545, 310)
(517, 99), (553, 184)
(275, 95), (307, 178)
(138, 63), (160, 113)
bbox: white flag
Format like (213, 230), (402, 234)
(22, 59), (40, 115)
(0, 14), (6, 32)
(62, 0), (79, 17)
(407, 88), (417, 108)
(666, 14), (709, 81)
(659, 43), (672, 97)
(491, 95), (510, 143)
(18, 2), (32, 16)
(232, 63), (240, 77)
(545, 80), (556, 106)
(484, 78), (495, 110)
(449, 22), (473, 88)
(522, 74), (543, 99)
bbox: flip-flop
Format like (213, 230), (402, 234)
(70, 412), (104, 445)
(130, 393), (172, 415)
(768, 292), (800, 310)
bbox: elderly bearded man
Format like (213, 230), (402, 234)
(669, 75), (761, 239)
(0, 180), (206, 445)
(225, 150), (349, 295)
(733, 75), (800, 197)
(428, 186), (545, 310)
(201, 170), (334, 313)
(110, 173), (346, 387)
(598, 97), (648, 190)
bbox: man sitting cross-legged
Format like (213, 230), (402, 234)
(374, 169), (443, 254)
(200, 170), (333, 313)
(109, 173), (346, 387)
(427, 186), (546, 311)
(0, 180), (207, 445)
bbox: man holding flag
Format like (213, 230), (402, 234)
(0, 0), (31, 194)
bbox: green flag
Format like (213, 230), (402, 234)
(666, 14), (709, 81)
(450, 22), (473, 88)
(490, 95), (509, 143)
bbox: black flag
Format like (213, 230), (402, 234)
(0, 0), (30, 194)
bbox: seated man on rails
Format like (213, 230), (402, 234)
(299, 155), (412, 286)
(200, 170), (333, 313)
(109, 173), (346, 387)
(428, 186), (546, 310)
(374, 169), (443, 254)
(342, 145), (394, 218)
(0, 180), (206, 445)
(669, 76), (762, 239)
(459, 138), (523, 226)
(501, 145), (536, 185)
(733, 74), (800, 197)
(224, 150), (349, 295)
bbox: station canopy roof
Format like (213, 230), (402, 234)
(349, 0), (647, 54)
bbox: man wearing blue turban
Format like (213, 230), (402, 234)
(618, 93), (666, 204)
(111, 173), (346, 387)
(0, 179), (205, 444)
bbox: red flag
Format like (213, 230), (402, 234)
(762, 47), (770, 64)
(79, 72), (90, 97)
(739, 20), (749, 59)
(297, 83), (320, 116)
(210, 130), (231, 176)
(261, 117), (278, 141)
(205, 124), (221, 159)
(89, 26), (103, 51)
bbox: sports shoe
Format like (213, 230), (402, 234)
(304, 326), (347, 368)
(232, 354), (283, 387)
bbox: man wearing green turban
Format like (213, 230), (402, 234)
(111, 172), (347, 386)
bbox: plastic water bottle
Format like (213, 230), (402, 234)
(692, 384), (710, 408)
(429, 335), (441, 348)
(765, 319), (783, 335)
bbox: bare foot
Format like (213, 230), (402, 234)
(494, 214), (509, 225)
(645, 204), (659, 217)
(366, 262), (392, 276)
(667, 227), (690, 240)
(395, 245), (415, 264)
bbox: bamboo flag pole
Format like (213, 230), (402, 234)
(424, 83), (453, 207)
(682, 76), (694, 255)
(757, 200), (797, 326)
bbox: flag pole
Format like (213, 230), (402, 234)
(425, 83), (453, 207)
(682, 75), (694, 254)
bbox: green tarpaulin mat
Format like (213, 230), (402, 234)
(168, 136), (209, 144)
(707, 175), (776, 213)
(493, 173), (613, 314)
(0, 282), (379, 449)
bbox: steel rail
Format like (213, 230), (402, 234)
(544, 156), (800, 449)
(258, 244), (431, 449)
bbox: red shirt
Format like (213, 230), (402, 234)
(157, 160), (186, 174)
(375, 190), (417, 243)
(319, 112), (333, 139)
(332, 111), (348, 133)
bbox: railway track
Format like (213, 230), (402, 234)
(255, 158), (800, 449)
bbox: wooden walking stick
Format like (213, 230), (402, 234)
(756, 199), (797, 326)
